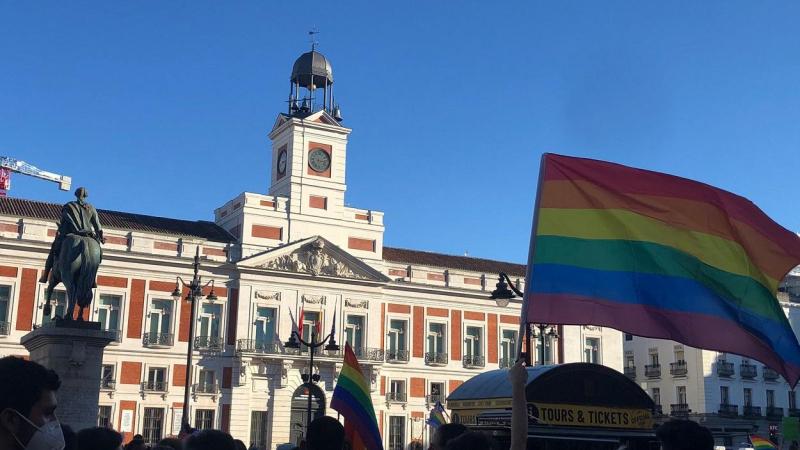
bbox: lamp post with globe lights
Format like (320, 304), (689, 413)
(490, 272), (558, 366)
(170, 247), (218, 431)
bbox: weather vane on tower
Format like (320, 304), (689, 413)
(308, 28), (319, 51)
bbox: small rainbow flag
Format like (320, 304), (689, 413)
(427, 401), (448, 428)
(749, 435), (777, 450)
(526, 154), (800, 386)
(331, 343), (383, 450)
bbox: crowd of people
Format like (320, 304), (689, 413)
(0, 355), (720, 450)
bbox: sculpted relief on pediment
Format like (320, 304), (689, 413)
(257, 238), (372, 281)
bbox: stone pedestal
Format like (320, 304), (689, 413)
(21, 321), (115, 432)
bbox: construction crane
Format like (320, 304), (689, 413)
(0, 157), (71, 197)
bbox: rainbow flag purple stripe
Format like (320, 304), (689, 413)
(331, 343), (384, 450)
(526, 154), (800, 386)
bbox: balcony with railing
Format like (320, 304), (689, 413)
(348, 347), (385, 362)
(624, 366), (636, 380)
(670, 403), (690, 416)
(463, 355), (485, 369)
(653, 405), (663, 416)
(763, 367), (780, 382)
(743, 405), (762, 417)
(645, 364), (661, 378)
(767, 406), (784, 419)
(140, 381), (167, 393)
(670, 361), (688, 377)
(385, 349), (410, 363)
(106, 329), (122, 343)
(237, 340), (284, 355)
(425, 352), (448, 366)
(192, 382), (219, 396)
(195, 335), (224, 352)
(716, 361), (734, 378)
(740, 363), (758, 379)
(142, 332), (173, 348)
(386, 392), (407, 403)
(426, 394), (444, 406)
(0, 321), (10, 336)
(100, 379), (116, 390)
(499, 358), (514, 369)
(718, 404), (738, 417)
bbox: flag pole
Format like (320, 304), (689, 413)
(516, 153), (549, 364)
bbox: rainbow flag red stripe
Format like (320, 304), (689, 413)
(527, 154), (800, 385)
(331, 343), (383, 450)
(749, 435), (777, 450)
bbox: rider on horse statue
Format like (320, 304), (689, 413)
(40, 187), (105, 321)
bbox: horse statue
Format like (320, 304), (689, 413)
(40, 187), (104, 321)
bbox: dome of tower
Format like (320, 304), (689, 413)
(290, 50), (333, 88)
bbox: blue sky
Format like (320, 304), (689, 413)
(2, 2), (799, 263)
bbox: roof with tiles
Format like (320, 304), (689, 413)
(383, 246), (526, 277)
(0, 197), (235, 243)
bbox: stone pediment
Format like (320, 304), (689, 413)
(239, 236), (389, 282)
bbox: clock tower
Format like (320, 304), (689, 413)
(215, 46), (385, 261)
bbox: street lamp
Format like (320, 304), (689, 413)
(171, 247), (217, 431)
(489, 272), (559, 366)
(284, 318), (339, 437)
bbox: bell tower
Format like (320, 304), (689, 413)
(268, 45), (349, 217)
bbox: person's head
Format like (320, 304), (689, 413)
(444, 431), (495, 450)
(0, 356), (62, 450)
(429, 423), (468, 450)
(233, 439), (247, 450)
(157, 437), (183, 450)
(126, 436), (146, 450)
(185, 429), (236, 450)
(302, 416), (344, 450)
(78, 426), (123, 450)
(656, 420), (714, 450)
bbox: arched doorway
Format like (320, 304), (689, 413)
(289, 383), (326, 446)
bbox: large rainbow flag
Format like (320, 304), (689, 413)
(526, 153), (800, 385)
(331, 343), (383, 450)
(749, 435), (777, 450)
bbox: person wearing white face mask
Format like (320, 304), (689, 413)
(0, 356), (64, 450)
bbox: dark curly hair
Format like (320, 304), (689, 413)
(0, 357), (61, 416)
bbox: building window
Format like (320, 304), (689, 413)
(0, 285), (11, 335)
(195, 409), (215, 430)
(744, 388), (753, 407)
(345, 315), (365, 350)
(254, 307), (276, 350)
(625, 333), (633, 341)
(535, 335), (555, 365)
(790, 390), (797, 410)
(464, 326), (482, 358)
(674, 347), (685, 363)
(198, 303), (222, 345)
(101, 364), (115, 389)
(649, 351), (659, 365)
(250, 411), (269, 450)
(97, 405), (112, 428)
(42, 291), (67, 324)
(197, 369), (216, 393)
(767, 390), (775, 408)
(500, 330), (517, 367)
(720, 386), (729, 404)
(146, 367), (166, 391)
(676, 386), (687, 405)
(388, 416), (405, 450)
(387, 320), (407, 360)
(146, 299), (173, 344)
(427, 323), (446, 355)
(142, 408), (164, 444)
(625, 354), (634, 368)
(302, 311), (320, 342)
(651, 388), (661, 405)
(388, 380), (406, 402)
(429, 382), (445, 405)
(584, 338), (600, 364)
(97, 294), (121, 339)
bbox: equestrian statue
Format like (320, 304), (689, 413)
(40, 187), (105, 321)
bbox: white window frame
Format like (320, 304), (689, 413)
(197, 301), (224, 340)
(386, 317), (408, 354)
(144, 364), (169, 392)
(251, 304), (278, 346)
(144, 294), (176, 337)
(345, 314), (367, 350)
(676, 386), (687, 404)
(37, 285), (68, 324)
(301, 309), (322, 342)
(94, 289), (127, 340)
(499, 327), (518, 365)
(583, 336), (601, 364)
(462, 323), (484, 358)
(97, 403), (116, 428)
(0, 280), (18, 335)
(426, 321), (446, 355)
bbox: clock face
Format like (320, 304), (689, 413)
(308, 148), (331, 173)
(277, 150), (287, 175)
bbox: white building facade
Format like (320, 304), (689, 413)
(0, 47), (623, 449)
(624, 273), (800, 447)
